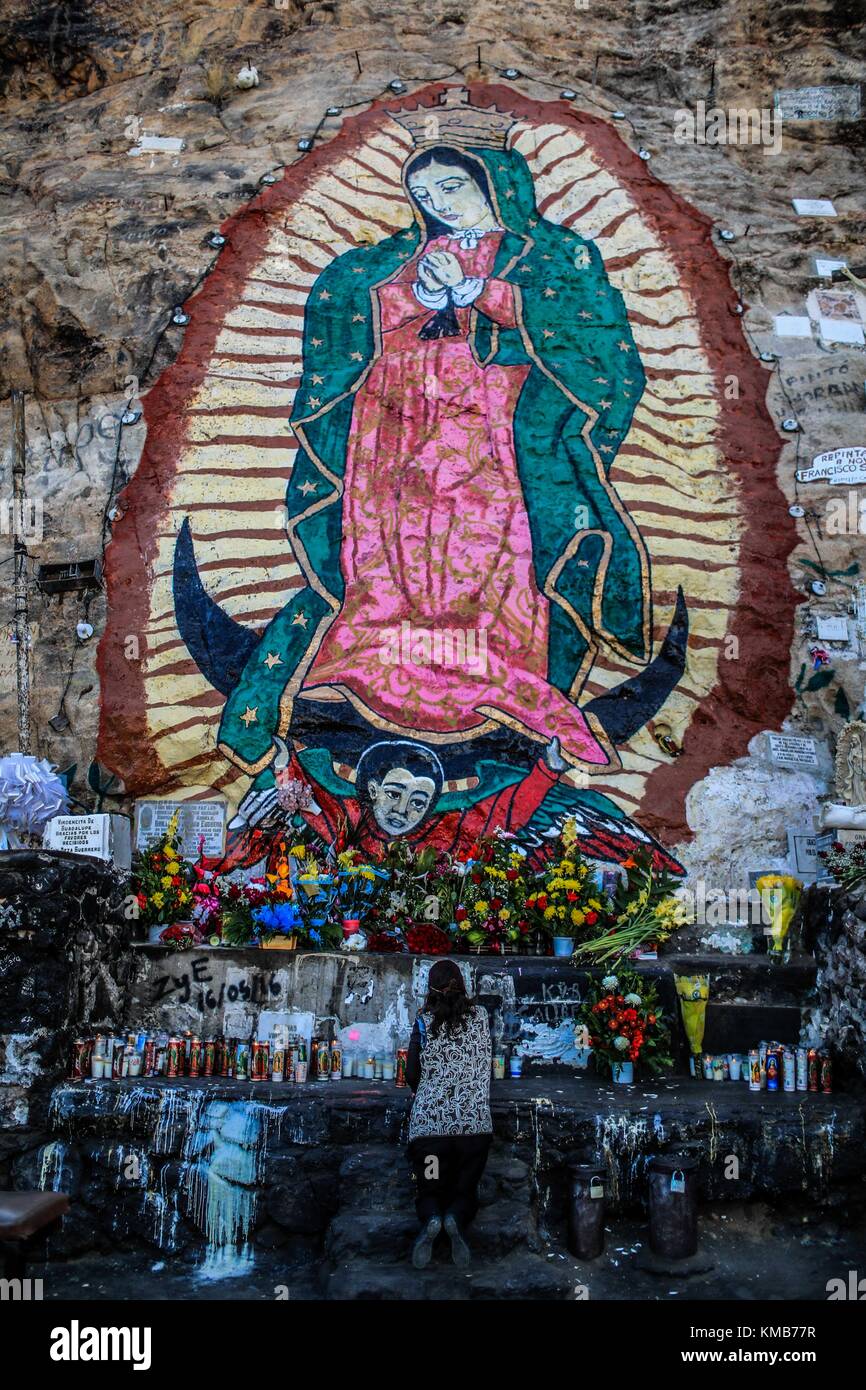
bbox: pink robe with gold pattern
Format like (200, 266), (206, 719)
(302, 230), (611, 770)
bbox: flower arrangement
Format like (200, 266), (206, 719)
(819, 839), (866, 890)
(364, 842), (461, 950)
(578, 969), (672, 1078)
(336, 847), (389, 920)
(404, 922), (453, 955)
(132, 811), (194, 932)
(755, 873), (802, 961)
(572, 848), (689, 963)
(365, 929), (405, 953)
(158, 921), (198, 952)
(454, 833), (531, 952)
(217, 878), (271, 947)
(524, 820), (607, 943)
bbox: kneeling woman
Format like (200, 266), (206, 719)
(406, 959), (493, 1268)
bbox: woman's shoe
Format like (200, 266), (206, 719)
(444, 1212), (471, 1267)
(411, 1215), (442, 1269)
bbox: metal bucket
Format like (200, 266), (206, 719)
(567, 1161), (607, 1259)
(647, 1154), (699, 1258)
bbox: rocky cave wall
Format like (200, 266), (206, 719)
(0, 1), (865, 884)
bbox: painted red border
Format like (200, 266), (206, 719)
(97, 83), (797, 843)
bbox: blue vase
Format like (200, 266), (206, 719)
(612, 1061), (634, 1084)
(552, 936), (574, 958)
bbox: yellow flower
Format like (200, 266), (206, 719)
(475, 900), (489, 914)
(571, 908), (585, 926)
(290, 844), (307, 858)
(160, 875), (173, 889)
(543, 906), (556, 920)
(152, 892), (164, 908)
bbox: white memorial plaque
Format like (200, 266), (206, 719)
(792, 198), (837, 217)
(815, 615), (850, 642)
(134, 800), (227, 858)
(129, 135), (186, 156)
(43, 813), (132, 867)
(815, 258), (847, 278)
(786, 829), (821, 878)
(768, 733), (819, 769)
(797, 447), (866, 486)
(820, 318), (865, 346)
(774, 315), (812, 338)
(775, 86), (861, 122)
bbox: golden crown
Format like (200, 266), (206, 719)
(391, 88), (516, 151)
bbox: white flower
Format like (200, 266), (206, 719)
(614, 1035), (630, 1052)
(602, 974), (619, 990)
(624, 992), (641, 1007)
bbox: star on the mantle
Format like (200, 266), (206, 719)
(352, 313), (365, 323)
(298, 479), (317, 495)
(504, 188), (515, 199)
(311, 337), (323, 348)
(593, 377), (609, 384)
(240, 706), (258, 728)
(528, 218), (538, 227)
(308, 396), (321, 409)
(519, 265), (532, 273)
(617, 340), (632, 352)
(319, 290), (331, 301)
(352, 266), (366, 274)
(542, 328), (555, 338)
(264, 652), (283, 670)
(350, 351), (364, 361)
(599, 398), (613, 409)
(624, 378), (634, 385)
(599, 445), (614, 454)
(578, 310), (592, 319)
(292, 611), (309, 628)
(542, 254), (552, 261)
(543, 287), (556, 298)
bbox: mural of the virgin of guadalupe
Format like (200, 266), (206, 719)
(174, 99), (689, 871)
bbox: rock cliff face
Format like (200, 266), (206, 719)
(0, 1), (865, 886)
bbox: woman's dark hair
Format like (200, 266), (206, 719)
(422, 958), (475, 1038)
(405, 146), (494, 341)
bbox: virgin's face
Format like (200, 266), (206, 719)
(407, 159), (493, 231)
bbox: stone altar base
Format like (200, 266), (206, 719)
(16, 1074), (864, 1301)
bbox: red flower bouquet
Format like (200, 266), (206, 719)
(404, 923), (452, 955)
(577, 968), (672, 1078)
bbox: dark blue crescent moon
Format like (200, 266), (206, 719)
(173, 517), (688, 742)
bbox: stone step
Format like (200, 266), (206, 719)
(325, 1198), (539, 1263)
(336, 1145), (413, 1202)
(325, 1248), (578, 1300)
(336, 1143), (533, 1206)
